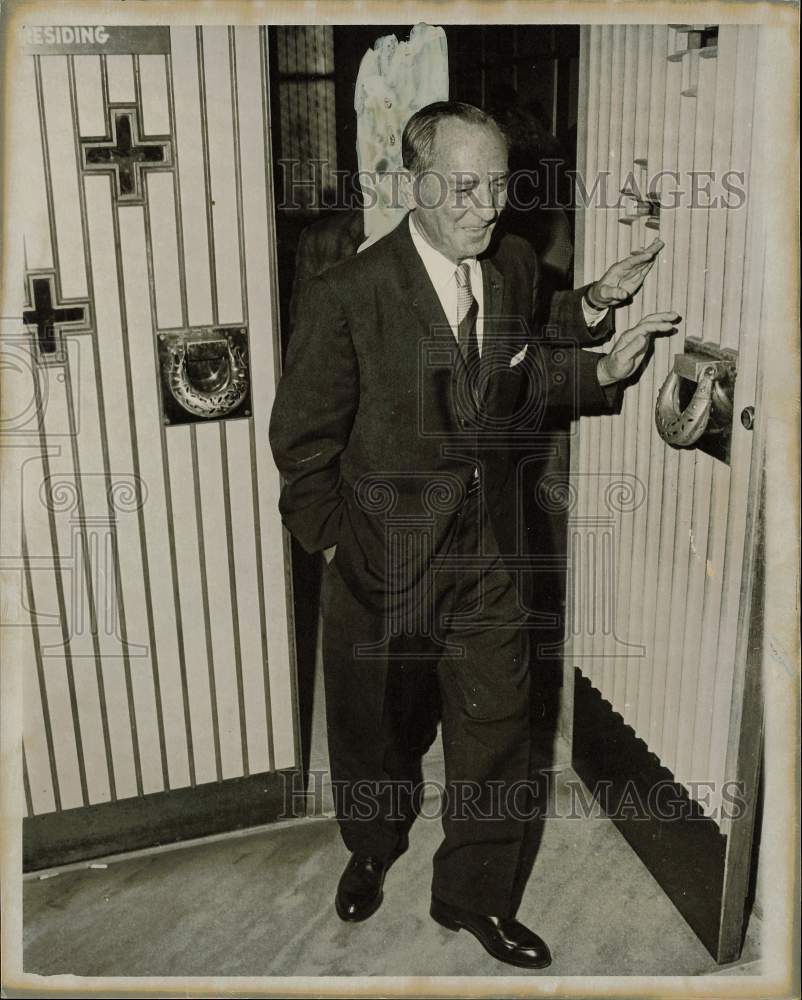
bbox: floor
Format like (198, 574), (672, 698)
(23, 609), (764, 979)
(23, 765), (762, 979)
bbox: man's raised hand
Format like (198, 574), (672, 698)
(587, 238), (665, 308)
(596, 311), (681, 386)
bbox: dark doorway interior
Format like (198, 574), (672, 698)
(267, 24), (581, 781)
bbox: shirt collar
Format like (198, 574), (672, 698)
(408, 212), (479, 295)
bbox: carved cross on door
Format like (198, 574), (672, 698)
(23, 272), (91, 362)
(81, 106), (172, 202)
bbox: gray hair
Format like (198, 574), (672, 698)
(402, 101), (507, 174)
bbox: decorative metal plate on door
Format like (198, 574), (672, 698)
(157, 327), (251, 425)
(655, 336), (738, 463)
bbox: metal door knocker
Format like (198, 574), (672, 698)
(655, 337), (738, 463)
(158, 328), (251, 425)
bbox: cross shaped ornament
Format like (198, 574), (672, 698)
(23, 271), (92, 363)
(81, 105), (172, 202)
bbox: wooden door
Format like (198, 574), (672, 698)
(568, 24), (768, 962)
(6, 24), (299, 868)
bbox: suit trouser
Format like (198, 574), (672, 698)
(321, 489), (532, 917)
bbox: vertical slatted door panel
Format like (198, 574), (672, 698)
(82, 53), (181, 801)
(674, 39), (730, 788)
(165, 28), (219, 787)
(77, 187), (166, 800)
(74, 54), (163, 801)
(19, 49), (83, 816)
(570, 23), (770, 961)
(235, 25), (294, 771)
(665, 41), (719, 783)
(619, 26), (656, 720)
(610, 26), (650, 713)
(191, 26), (246, 782)
(117, 203), (193, 792)
(221, 26), (272, 776)
(21, 549), (58, 816)
(687, 29), (741, 791)
(571, 23), (762, 824)
(38, 54), (115, 808)
(650, 28), (700, 772)
(626, 26), (669, 739)
(255, 26), (297, 769)
(641, 33), (683, 756)
(20, 26), (299, 862)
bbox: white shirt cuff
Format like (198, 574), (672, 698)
(582, 297), (609, 328)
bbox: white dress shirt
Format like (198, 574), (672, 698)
(408, 212), (487, 351)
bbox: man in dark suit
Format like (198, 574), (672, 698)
(270, 101), (678, 969)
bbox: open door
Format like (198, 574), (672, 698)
(567, 24), (768, 963)
(13, 25), (301, 869)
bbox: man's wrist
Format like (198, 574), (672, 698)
(584, 282), (606, 311)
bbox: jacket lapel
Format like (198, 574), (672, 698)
(481, 256), (505, 324)
(389, 218), (453, 340)
(480, 252), (531, 420)
(388, 220), (468, 421)
(387, 219), (523, 425)
(479, 256), (505, 407)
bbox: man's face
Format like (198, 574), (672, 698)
(410, 118), (509, 263)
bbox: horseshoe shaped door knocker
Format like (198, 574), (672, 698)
(158, 328), (251, 425)
(655, 337), (739, 464)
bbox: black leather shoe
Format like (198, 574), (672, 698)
(335, 844), (406, 922)
(430, 896), (552, 969)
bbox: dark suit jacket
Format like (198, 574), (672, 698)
(289, 209), (365, 332)
(269, 216), (619, 614)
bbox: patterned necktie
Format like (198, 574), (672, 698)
(455, 262), (480, 378)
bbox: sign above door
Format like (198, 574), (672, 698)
(21, 25), (171, 55)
